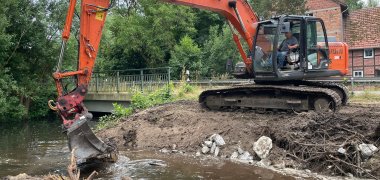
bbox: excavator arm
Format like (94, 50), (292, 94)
(50, 0), (259, 164)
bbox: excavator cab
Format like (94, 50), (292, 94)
(251, 16), (347, 82)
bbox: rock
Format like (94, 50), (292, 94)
(201, 146), (210, 154)
(230, 151), (239, 159)
(257, 159), (271, 167)
(253, 136), (273, 159)
(235, 159), (254, 164)
(196, 151), (201, 157)
(359, 144), (378, 158)
(337, 147), (346, 154)
(305, 169), (311, 173)
(209, 134), (217, 141)
(237, 147), (244, 155)
(347, 173), (354, 178)
(273, 161), (285, 169)
(204, 141), (213, 147)
(172, 144), (177, 150)
(210, 142), (217, 154)
(239, 151), (251, 160)
(213, 134), (226, 146)
(159, 148), (169, 153)
(214, 147), (220, 157)
(171, 149), (178, 153)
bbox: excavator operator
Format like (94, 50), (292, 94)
(277, 31), (298, 69)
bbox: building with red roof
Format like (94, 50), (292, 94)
(307, 0), (380, 77)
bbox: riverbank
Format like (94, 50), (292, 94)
(97, 100), (380, 179)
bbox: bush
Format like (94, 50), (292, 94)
(132, 86), (172, 109)
(97, 86), (173, 130)
(177, 83), (194, 98)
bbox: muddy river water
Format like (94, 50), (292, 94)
(0, 120), (295, 179)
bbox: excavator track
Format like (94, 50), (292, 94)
(299, 81), (349, 105)
(199, 83), (343, 112)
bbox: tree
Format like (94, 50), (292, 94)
(99, 0), (197, 71)
(344, 0), (364, 10)
(201, 25), (241, 77)
(0, 70), (26, 122)
(250, 0), (306, 19)
(169, 35), (202, 80)
(0, 0), (69, 120)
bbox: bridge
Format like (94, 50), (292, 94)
(85, 67), (171, 113)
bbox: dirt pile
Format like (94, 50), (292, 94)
(97, 101), (380, 178)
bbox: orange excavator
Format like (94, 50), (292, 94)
(49, 0), (349, 164)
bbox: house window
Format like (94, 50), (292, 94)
(353, 71), (363, 77)
(376, 70), (380, 77)
(364, 49), (374, 58)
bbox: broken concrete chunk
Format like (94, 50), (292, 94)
(213, 134), (226, 146)
(230, 151), (239, 159)
(253, 136), (273, 159)
(159, 148), (169, 153)
(214, 147), (220, 157)
(238, 151), (251, 161)
(337, 147), (346, 154)
(359, 143), (378, 158)
(210, 142), (217, 154)
(201, 146), (210, 154)
(237, 147), (244, 155)
(257, 159), (271, 167)
(209, 134), (217, 141)
(196, 151), (201, 157)
(204, 141), (213, 147)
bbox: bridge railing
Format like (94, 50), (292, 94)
(88, 67), (171, 93)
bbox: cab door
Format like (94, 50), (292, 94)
(304, 19), (330, 71)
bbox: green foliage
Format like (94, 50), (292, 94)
(177, 83), (195, 98)
(344, 0), (364, 10)
(132, 86), (172, 109)
(169, 35), (203, 80)
(0, 0), (70, 122)
(0, 70), (26, 122)
(97, 86), (173, 130)
(96, 103), (133, 130)
(249, 0), (306, 18)
(202, 25), (241, 77)
(99, 0), (197, 70)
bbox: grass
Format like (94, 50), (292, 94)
(349, 90), (380, 103)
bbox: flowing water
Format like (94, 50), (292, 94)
(0, 120), (295, 179)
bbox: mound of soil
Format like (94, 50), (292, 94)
(97, 101), (380, 178)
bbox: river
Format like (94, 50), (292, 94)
(0, 120), (295, 179)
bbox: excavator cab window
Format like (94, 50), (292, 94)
(306, 20), (329, 70)
(253, 19), (303, 75)
(252, 22), (276, 73)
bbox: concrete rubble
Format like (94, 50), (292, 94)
(358, 143), (378, 158)
(199, 134), (225, 157)
(253, 136), (273, 160)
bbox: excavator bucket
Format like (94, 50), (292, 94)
(67, 118), (117, 164)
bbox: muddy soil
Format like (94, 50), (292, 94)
(97, 101), (380, 178)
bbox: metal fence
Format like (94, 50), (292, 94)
(87, 67), (380, 93)
(88, 67), (171, 93)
